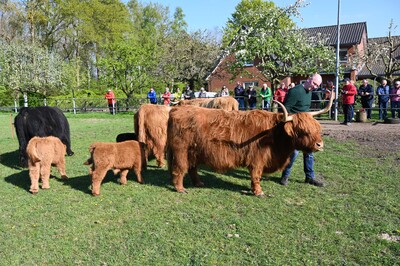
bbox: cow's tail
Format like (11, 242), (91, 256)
(83, 144), (95, 165)
(26, 140), (41, 164)
(134, 108), (146, 144)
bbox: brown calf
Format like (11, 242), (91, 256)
(26, 136), (68, 194)
(84, 140), (146, 196)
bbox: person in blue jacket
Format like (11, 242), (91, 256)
(376, 79), (390, 120)
(147, 87), (157, 104)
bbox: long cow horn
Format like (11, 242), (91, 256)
(308, 91), (336, 117)
(273, 100), (293, 122)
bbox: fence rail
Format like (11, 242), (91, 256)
(0, 95), (398, 120)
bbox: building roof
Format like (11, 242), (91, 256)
(368, 36), (400, 58)
(303, 22), (367, 46)
(358, 35), (400, 78)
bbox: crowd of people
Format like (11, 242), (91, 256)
(338, 78), (400, 124)
(138, 78), (400, 121)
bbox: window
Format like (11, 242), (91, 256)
(244, 82), (258, 89)
(243, 60), (254, 67)
(339, 49), (348, 63)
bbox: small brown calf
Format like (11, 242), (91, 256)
(26, 136), (68, 194)
(84, 140), (146, 196)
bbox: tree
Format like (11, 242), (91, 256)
(350, 21), (400, 83)
(222, 0), (335, 89)
(97, 37), (158, 105)
(156, 7), (188, 87)
(0, 0), (25, 43)
(178, 30), (221, 89)
(0, 42), (65, 106)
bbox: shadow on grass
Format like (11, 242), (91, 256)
(145, 167), (251, 194)
(265, 175), (284, 184)
(4, 170), (30, 192)
(4, 166), (280, 196)
(200, 167), (284, 185)
(60, 171), (128, 195)
(60, 174), (92, 195)
(0, 150), (23, 170)
(4, 170), (80, 194)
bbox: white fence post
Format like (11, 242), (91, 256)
(73, 98), (77, 115)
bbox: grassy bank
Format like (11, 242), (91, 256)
(0, 112), (398, 265)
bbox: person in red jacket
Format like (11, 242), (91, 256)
(273, 82), (288, 103)
(104, 89), (116, 115)
(341, 78), (357, 125)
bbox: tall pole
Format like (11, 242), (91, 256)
(334, 0), (341, 121)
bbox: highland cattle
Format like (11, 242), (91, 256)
(167, 94), (334, 197)
(26, 136), (68, 194)
(14, 106), (74, 167)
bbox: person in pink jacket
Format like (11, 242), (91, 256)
(340, 78), (357, 125)
(390, 80), (400, 118)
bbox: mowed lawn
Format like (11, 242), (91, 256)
(0, 112), (398, 265)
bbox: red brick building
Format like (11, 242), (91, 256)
(206, 22), (368, 91)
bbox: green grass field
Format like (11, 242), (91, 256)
(0, 112), (398, 265)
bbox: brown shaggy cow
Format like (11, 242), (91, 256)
(26, 136), (68, 194)
(134, 104), (171, 168)
(134, 99), (238, 168)
(83, 140), (146, 196)
(173, 96), (239, 111)
(167, 95), (334, 197)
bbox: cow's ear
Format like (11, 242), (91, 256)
(284, 122), (295, 137)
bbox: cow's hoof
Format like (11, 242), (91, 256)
(177, 189), (188, 194)
(29, 190), (39, 194)
(61, 175), (68, 180)
(255, 193), (265, 198)
(42, 186), (50, 190)
(92, 193), (100, 197)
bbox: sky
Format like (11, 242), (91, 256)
(138, 0), (399, 38)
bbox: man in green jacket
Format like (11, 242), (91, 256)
(260, 83), (272, 110)
(280, 73), (325, 187)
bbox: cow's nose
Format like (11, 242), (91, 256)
(315, 142), (324, 151)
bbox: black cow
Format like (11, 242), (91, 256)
(14, 106), (74, 167)
(116, 132), (137, 143)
